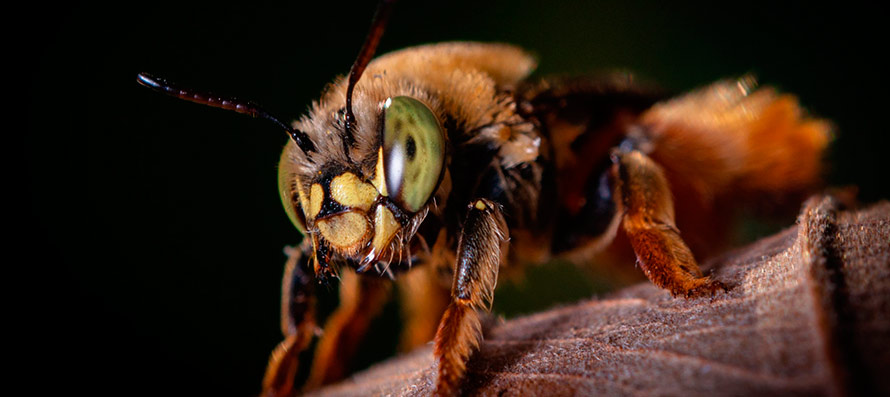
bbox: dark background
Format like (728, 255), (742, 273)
(21, 1), (886, 395)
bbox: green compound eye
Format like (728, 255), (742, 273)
(382, 96), (446, 213)
(278, 149), (307, 236)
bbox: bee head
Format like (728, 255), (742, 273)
(280, 94), (446, 277)
(138, 0), (449, 279)
(281, 0), (451, 278)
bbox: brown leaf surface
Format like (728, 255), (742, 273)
(309, 197), (890, 396)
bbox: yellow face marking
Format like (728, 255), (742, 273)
(330, 172), (378, 211)
(369, 205), (400, 258)
(370, 147), (388, 197)
(316, 212), (369, 251)
(309, 183), (324, 219)
(474, 200), (488, 210)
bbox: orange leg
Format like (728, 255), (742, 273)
(304, 270), (391, 390)
(397, 263), (451, 352)
(262, 245), (316, 397)
(433, 199), (508, 396)
(614, 150), (726, 298)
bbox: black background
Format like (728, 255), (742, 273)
(21, 1), (887, 395)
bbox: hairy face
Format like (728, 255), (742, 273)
(279, 94), (446, 276)
(274, 43), (537, 278)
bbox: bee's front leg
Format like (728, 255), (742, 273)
(434, 199), (508, 396)
(613, 149), (727, 298)
(263, 246), (392, 395)
(304, 270), (391, 390)
(262, 244), (316, 397)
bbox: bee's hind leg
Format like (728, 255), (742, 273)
(613, 149), (727, 298)
(434, 199), (508, 396)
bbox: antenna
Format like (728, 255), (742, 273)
(343, 0), (397, 143)
(136, 72), (316, 154)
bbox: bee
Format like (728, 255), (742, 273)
(137, 0), (830, 395)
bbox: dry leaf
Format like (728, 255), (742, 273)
(310, 197), (890, 396)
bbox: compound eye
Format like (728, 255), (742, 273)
(278, 149), (307, 235)
(382, 96), (445, 213)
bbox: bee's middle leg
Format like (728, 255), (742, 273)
(398, 262), (451, 351)
(433, 199), (508, 397)
(613, 149), (726, 298)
